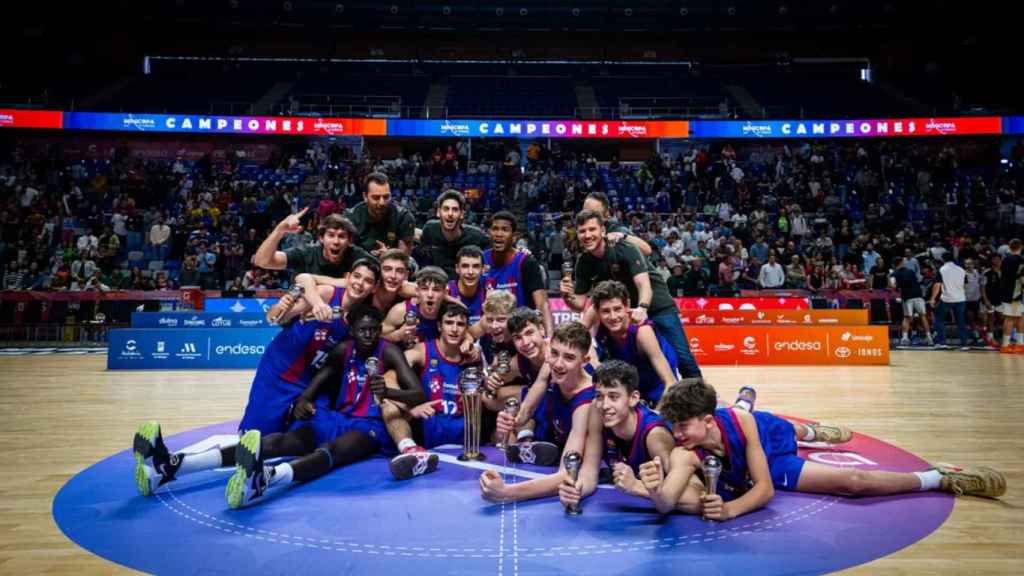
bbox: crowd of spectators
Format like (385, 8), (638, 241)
(2, 135), (1023, 337)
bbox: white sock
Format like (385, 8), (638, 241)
(269, 463), (294, 487)
(177, 447), (223, 475)
(397, 438), (418, 452)
(901, 332), (909, 340)
(517, 429), (534, 441)
(735, 399), (754, 412)
(802, 427), (816, 442)
(1003, 335), (1011, 347)
(914, 469), (941, 491)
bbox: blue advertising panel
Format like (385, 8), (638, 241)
(203, 297), (280, 313)
(131, 312), (270, 329)
(107, 328), (280, 370)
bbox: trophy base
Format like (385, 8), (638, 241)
(565, 506), (582, 516)
(458, 452), (487, 462)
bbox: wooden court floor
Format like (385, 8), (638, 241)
(0, 351), (1021, 574)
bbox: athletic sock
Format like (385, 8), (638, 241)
(177, 447), (222, 475)
(901, 331), (909, 341)
(801, 427), (816, 442)
(735, 398), (754, 412)
(516, 429), (534, 442)
(914, 469), (942, 491)
(269, 463), (294, 487)
(397, 438), (417, 453)
(1002, 335), (1011, 347)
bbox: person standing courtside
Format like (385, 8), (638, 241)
(560, 210), (701, 378)
(345, 172), (416, 258)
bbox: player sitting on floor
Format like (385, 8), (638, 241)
(641, 378), (1007, 521)
(237, 259), (379, 436)
(132, 303), (426, 508)
(383, 301), (484, 480)
(479, 322), (596, 502)
(590, 280), (680, 406)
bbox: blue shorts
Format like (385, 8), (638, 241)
(290, 410), (395, 455)
(416, 416), (464, 449)
(758, 412), (805, 492)
(238, 370), (307, 435)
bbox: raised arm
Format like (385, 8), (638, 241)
(254, 207), (308, 270)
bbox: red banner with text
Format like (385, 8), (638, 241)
(685, 325), (889, 366)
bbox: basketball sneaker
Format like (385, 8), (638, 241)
(899, 337), (911, 347)
(734, 386), (757, 412)
(505, 441), (560, 466)
(226, 430), (268, 509)
(389, 447), (440, 481)
(933, 463), (1007, 498)
(806, 423), (853, 444)
(133, 421), (180, 496)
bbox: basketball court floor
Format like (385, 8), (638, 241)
(3, 351), (1021, 574)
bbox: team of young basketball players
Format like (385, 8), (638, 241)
(132, 212), (1007, 521)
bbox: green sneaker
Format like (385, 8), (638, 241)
(226, 430), (267, 509)
(132, 421), (179, 496)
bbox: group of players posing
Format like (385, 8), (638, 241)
(132, 208), (1007, 522)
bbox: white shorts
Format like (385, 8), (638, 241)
(902, 297), (926, 318)
(996, 301), (1024, 318)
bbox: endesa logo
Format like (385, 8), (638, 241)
(215, 343), (266, 355)
(774, 340), (823, 351)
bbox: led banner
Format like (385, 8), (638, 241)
(679, 309), (868, 326)
(204, 297), (280, 313)
(386, 119), (689, 139)
(1004, 116), (1024, 135)
(130, 312), (270, 329)
(690, 117), (1002, 139)
(0, 109), (63, 130)
(685, 325), (889, 366)
(61, 112), (386, 136)
(108, 327), (280, 370)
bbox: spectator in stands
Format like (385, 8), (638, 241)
(682, 258), (709, 297)
(862, 243), (881, 277)
(786, 255), (808, 289)
(807, 263), (827, 292)
(178, 256), (200, 287)
(758, 251), (785, 289)
(931, 252), (969, 350)
(98, 225), (120, 270)
(76, 228), (99, 254)
(154, 271), (174, 291)
(870, 259), (890, 290)
(419, 190), (490, 278)
(3, 261), (23, 290)
(84, 270), (111, 292)
(70, 253), (97, 288)
(750, 236), (770, 265)
(739, 256), (761, 290)
(149, 215), (171, 261)
(255, 211), (368, 279)
(345, 172), (415, 257)
(717, 251), (735, 293)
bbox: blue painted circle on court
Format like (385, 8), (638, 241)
(54, 420), (953, 575)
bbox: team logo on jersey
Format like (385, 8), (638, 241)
(430, 358), (438, 367)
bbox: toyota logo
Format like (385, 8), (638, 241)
(835, 346), (852, 359)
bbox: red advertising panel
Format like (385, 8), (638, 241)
(680, 309), (868, 326)
(675, 297), (810, 311)
(685, 325), (889, 366)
